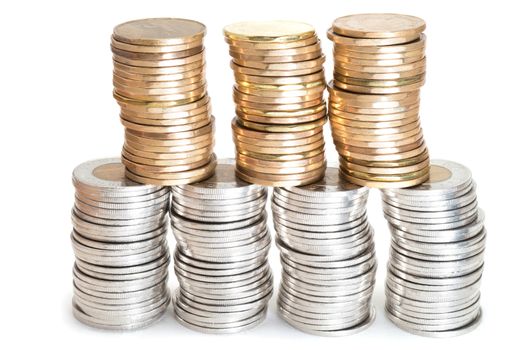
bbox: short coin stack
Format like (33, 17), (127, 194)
(224, 21), (327, 186)
(327, 13), (429, 188)
(272, 167), (377, 336)
(112, 18), (216, 185)
(170, 160), (273, 333)
(70, 158), (170, 330)
(382, 159), (485, 337)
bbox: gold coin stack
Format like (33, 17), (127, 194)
(223, 21), (327, 187)
(111, 18), (216, 186)
(327, 14), (429, 188)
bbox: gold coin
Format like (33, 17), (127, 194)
(333, 47), (425, 60)
(332, 125), (422, 142)
(236, 163), (325, 181)
(329, 101), (420, 115)
(339, 169), (429, 189)
(121, 116), (211, 133)
(330, 95), (420, 109)
(225, 35), (318, 50)
(110, 36), (203, 53)
(233, 131), (323, 147)
(113, 51), (204, 68)
(340, 162), (429, 182)
(236, 103), (326, 118)
(336, 141), (426, 161)
(125, 130), (212, 146)
(121, 111), (210, 126)
(233, 88), (323, 104)
(114, 85), (206, 103)
(231, 118), (322, 140)
(332, 14), (425, 39)
(122, 154), (212, 173)
(125, 137), (212, 153)
(235, 84), (325, 98)
(230, 61), (322, 77)
(329, 106), (418, 122)
(333, 34), (426, 53)
(113, 80), (205, 96)
(125, 160), (216, 185)
(111, 45), (203, 60)
(238, 147), (325, 162)
(237, 156), (325, 175)
(334, 80), (424, 94)
(334, 65), (425, 80)
(334, 53), (424, 67)
(235, 168), (324, 187)
(334, 58), (426, 73)
(121, 103), (210, 120)
(327, 29), (419, 46)
(336, 138), (424, 156)
(332, 131), (423, 148)
(328, 83), (419, 102)
(224, 21), (314, 42)
(237, 116), (326, 133)
(340, 155), (429, 175)
(237, 152), (325, 168)
(234, 137), (324, 155)
(334, 73), (424, 87)
(113, 59), (204, 75)
(122, 148), (211, 166)
(126, 154), (214, 178)
(113, 72), (205, 89)
(347, 149), (429, 168)
(126, 119), (214, 140)
(236, 108), (325, 125)
(330, 119), (420, 136)
(115, 94), (210, 114)
(113, 66), (205, 82)
(235, 97), (324, 111)
(232, 56), (325, 70)
(330, 114), (419, 128)
(229, 42), (321, 56)
(234, 71), (325, 85)
(229, 50), (322, 63)
(236, 79), (324, 91)
(113, 18), (206, 46)
(124, 142), (213, 160)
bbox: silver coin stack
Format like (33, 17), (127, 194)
(272, 167), (377, 336)
(71, 158), (171, 330)
(170, 159), (272, 333)
(382, 159), (485, 337)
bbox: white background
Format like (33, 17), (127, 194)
(1, 0), (526, 348)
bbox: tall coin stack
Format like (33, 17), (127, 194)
(170, 160), (273, 333)
(272, 167), (377, 336)
(70, 158), (170, 330)
(327, 14), (429, 188)
(112, 18), (216, 185)
(382, 159), (485, 337)
(224, 21), (327, 186)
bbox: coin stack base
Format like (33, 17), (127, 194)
(112, 18), (216, 185)
(272, 167), (376, 336)
(382, 159), (485, 337)
(170, 159), (272, 333)
(328, 14), (430, 188)
(71, 158), (170, 330)
(224, 21), (328, 186)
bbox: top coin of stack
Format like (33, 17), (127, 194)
(224, 21), (327, 186)
(327, 14), (429, 188)
(111, 18), (216, 186)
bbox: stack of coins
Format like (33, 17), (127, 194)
(170, 159), (273, 333)
(382, 159), (485, 337)
(70, 158), (170, 330)
(111, 18), (216, 185)
(327, 13), (429, 188)
(224, 21), (327, 186)
(271, 167), (377, 336)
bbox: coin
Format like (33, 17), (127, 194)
(333, 14), (426, 39)
(224, 21), (315, 42)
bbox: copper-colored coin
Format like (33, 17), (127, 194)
(332, 14), (425, 39)
(124, 142), (213, 160)
(334, 73), (424, 87)
(237, 156), (325, 175)
(232, 56), (325, 70)
(346, 149), (429, 168)
(328, 83), (419, 102)
(339, 168), (429, 189)
(229, 50), (321, 63)
(121, 103), (210, 120)
(327, 29), (419, 46)
(237, 163), (325, 181)
(231, 118), (322, 140)
(237, 79), (324, 90)
(332, 125), (422, 142)
(125, 137), (212, 153)
(330, 95), (420, 110)
(238, 147), (325, 162)
(113, 18), (206, 46)
(115, 94), (210, 114)
(230, 61), (322, 77)
(234, 137), (324, 155)
(334, 34), (426, 53)
(233, 131), (323, 147)
(237, 116), (326, 133)
(113, 72), (205, 89)
(126, 119), (214, 140)
(234, 96), (324, 111)
(330, 119), (420, 136)
(235, 83), (325, 98)
(233, 88), (322, 104)
(334, 65), (425, 80)
(113, 66), (205, 82)
(121, 116), (211, 133)
(113, 51), (204, 68)
(113, 59), (204, 75)
(330, 114), (419, 128)
(111, 45), (204, 60)
(340, 162), (429, 182)
(113, 80), (205, 96)
(236, 108), (325, 125)
(125, 130), (212, 146)
(340, 155), (429, 175)
(335, 58), (426, 74)
(335, 80), (424, 94)
(333, 47), (425, 60)
(229, 42), (321, 56)
(336, 141), (426, 162)
(114, 85), (206, 103)
(225, 35), (318, 50)
(236, 151), (325, 168)
(236, 102), (325, 118)
(125, 160), (216, 185)
(121, 111), (210, 126)
(224, 21), (315, 43)
(234, 71), (325, 85)
(334, 53), (423, 66)
(336, 138), (424, 156)
(110, 36), (203, 53)
(332, 130), (423, 148)
(126, 154), (214, 179)
(329, 101), (420, 115)
(122, 154), (212, 173)
(329, 106), (419, 122)
(122, 148), (211, 166)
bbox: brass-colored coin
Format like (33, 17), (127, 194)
(234, 96), (324, 111)
(126, 154), (214, 179)
(333, 47), (425, 60)
(332, 125), (422, 142)
(115, 94), (210, 114)
(330, 114), (419, 128)
(125, 130), (212, 146)
(332, 14), (426, 39)
(122, 148), (211, 166)
(237, 116), (326, 133)
(238, 147), (325, 162)
(229, 42), (321, 56)
(334, 53), (423, 66)
(121, 110), (210, 126)
(224, 21), (315, 42)
(237, 156), (325, 175)
(234, 71), (325, 85)
(113, 66), (205, 82)
(327, 29), (419, 46)
(230, 61), (322, 77)
(233, 88), (322, 104)
(332, 130), (423, 148)
(122, 154), (212, 173)
(235, 168), (324, 187)
(335, 80), (424, 94)
(336, 138), (424, 156)
(339, 167), (429, 189)
(235, 83), (325, 98)
(113, 59), (204, 75)
(110, 36), (203, 53)
(328, 83), (419, 102)
(346, 149), (429, 168)
(114, 85), (206, 102)
(113, 72), (205, 89)
(111, 45), (203, 60)
(121, 115), (211, 133)
(336, 141), (426, 161)
(225, 35), (318, 50)
(229, 50), (322, 63)
(124, 142), (213, 160)
(126, 118), (214, 140)
(125, 159), (216, 185)
(330, 119), (420, 136)
(329, 101), (420, 115)
(234, 137), (324, 155)
(236, 152), (325, 169)
(236, 102), (326, 118)
(125, 137), (212, 153)
(330, 95), (420, 109)
(334, 65), (426, 80)
(113, 80), (205, 96)
(231, 118), (322, 140)
(340, 162), (429, 182)
(236, 79), (325, 91)
(113, 18), (206, 46)
(237, 163), (325, 181)
(113, 51), (204, 68)
(334, 34), (426, 54)
(340, 155), (429, 175)
(329, 106), (419, 122)
(334, 73), (424, 87)
(236, 107), (325, 125)
(334, 58), (426, 74)
(121, 103), (210, 120)
(232, 55), (325, 70)
(233, 131), (323, 147)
